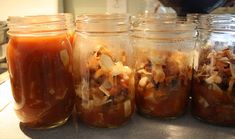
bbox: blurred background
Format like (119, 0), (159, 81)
(0, 0), (234, 21)
(0, 0), (235, 79)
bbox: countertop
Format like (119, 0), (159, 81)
(0, 80), (235, 139)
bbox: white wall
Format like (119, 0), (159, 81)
(64, 0), (146, 16)
(0, 0), (63, 20)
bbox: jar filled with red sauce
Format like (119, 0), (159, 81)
(7, 15), (75, 129)
(192, 14), (235, 126)
(74, 14), (135, 128)
(132, 13), (196, 118)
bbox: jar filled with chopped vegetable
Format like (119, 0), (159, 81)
(74, 14), (135, 128)
(192, 14), (235, 126)
(132, 14), (196, 118)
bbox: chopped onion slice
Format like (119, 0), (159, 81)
(228, 79), (235, 92)
(111, 62), (132, 77)
(205, 72), (222, 84)
(149, 55), (166, 65)
(139, 76), (149, 87)
(198, 96), (209, 108)
(94, 69), (104, 79)
(124, 99), (131, 117)
(152, 66), (165, 83)
(229, 63), (235, 78)
(99, 54), (114, 71)
(56, 88), (68, 100)
(60, 49), (69, 66)
(92, 94), (109, 106)
(137, 69), (152, 75)
(212, 83), (223, 93)
(99, 85), (110, 96)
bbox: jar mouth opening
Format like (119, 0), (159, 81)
(76, 13), (129, 21)
(132, 36), (196, 41)
(7, 15), (70, 35)
(131, 13), (195, 32)
(75, 13), (130, 33)
(198, 14), (235, 31)
(8, 15), (67, 24)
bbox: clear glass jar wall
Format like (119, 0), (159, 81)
(132, 14), (196, 118)
(192, 14), (235, 126)
(74, 14), (135, 128)
(7, 15), (75, 129)
(61, 13), (75, 46)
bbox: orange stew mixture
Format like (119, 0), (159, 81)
(7, 34), (75, 128)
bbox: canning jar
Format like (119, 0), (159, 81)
(7, 15), (75, 129)
(132, 14), (196, 118)
(192, 14), (235, 126)
(74, 14), (135, 128)
(62, 13), (75, 46)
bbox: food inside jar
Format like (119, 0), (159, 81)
(192, 47), (235, 126)
(7, 35), (75, 128)
(135, 50), (192, 118)
(75, 45), (135, 128)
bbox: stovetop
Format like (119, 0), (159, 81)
(0, 61), (8, 84)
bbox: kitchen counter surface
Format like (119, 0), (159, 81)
(0, 80), (235, 139)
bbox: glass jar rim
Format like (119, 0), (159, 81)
(198, 14), (235, 31)
(131, 13), (195, 32)
(7, 14), (70, 36)
(76, 13), (129, 22)
(75, 13), (130, 33)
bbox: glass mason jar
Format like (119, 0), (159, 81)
(192, 14), (235, 126)
(74, 14), (135, 128)
(7, 15), (75, 129)
(61, 13), (75, 46)
(132, 14), (196, 118)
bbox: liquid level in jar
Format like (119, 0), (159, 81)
(7, 34), (75, 129)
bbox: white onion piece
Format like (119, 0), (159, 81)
(99, 80), (112, 96)
(198, 96), (209, 108)
(92, 95), (109, 106)
(81, 79), (89, 100)
(149, 55), (166, 65)
(228, 79), (235, 92)
(49, 89), (55, 95)
(82, 101), (93, 110)
(111, 62), (132, 77)
(152, 66), (165, 83)
(137, 69), (152, 75)
(212, 83), (223, 93)
(99, 54), (114, 71)
(229, 63), (235, 78)
(14, 89), (26, 110)
(139, 76), (149, 87)
(56, 88), (68, 100)
(94, 69), (104, 79)
(111, 62), (124, 76)
(205, 72), (222, 84)
(124, 99), (131, 117)
(60, 49), (69, 66)
(99, 85), (111, 96)
(193, 50), (200, 70)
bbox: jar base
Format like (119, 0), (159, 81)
(192, 113), (235, 127)
(79, 117), (132, 129)
(137, 109), (186, 120)
(20, 117), (69, 130)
